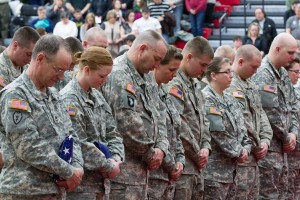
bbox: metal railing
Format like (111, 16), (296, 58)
(218, 12), (227, 46)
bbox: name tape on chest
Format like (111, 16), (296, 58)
(9, 99), (28, 111)
(125, 82), (136, 95)
(66, 106), (77, 117)
(169, 87), (183, 100)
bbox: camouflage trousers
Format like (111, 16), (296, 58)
(286, 168), (300, 200)
(67, 192), (106, 200)
(203, 179), (234, 200)
(174, 174), (203, 200)
(227, 165), (259, 200)
(258, 151), (288, 200)
(0, 194), (60, 200)
(147, 179), (175, 200)
(109, 182), (147, 200)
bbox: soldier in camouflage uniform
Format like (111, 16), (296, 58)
(147, 45), (185, 200)
(0, 35), (84, 200)
(168, 37), (213, 200)
(226, 45), (273, 200)
(60, 47), (124, 200)
(252, 33), (299, 200)
(285, 58), (300, 200)
(0, 26), (40, 89)
(101, 30), (169, 200)
(82, 27), (108, 49)
(202, 57), (252, 199)
(54, 36), (83, 91)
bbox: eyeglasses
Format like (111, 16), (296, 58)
(288, 69), (300, 74)
(215, 70), (234, 75)
(52, 65), (69, 74)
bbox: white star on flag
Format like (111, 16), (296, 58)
(68, 158), (72, 163)
(68, 135), (73, 140)
(63, 147), (70, 155)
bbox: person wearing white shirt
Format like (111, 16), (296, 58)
(132, 7), (161, 35)
(53, 11), (78, 39)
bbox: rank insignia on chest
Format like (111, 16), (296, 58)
(232, 90), (244, 99)
(0, 76), (8, 88)
(9, 99), (28, 111)
(169, 87), (183, 100)
(125, 82), (136, 95)
(66, 106), (77, 117)
(263, 84), (276, 93)
(209, 107), (222, 116)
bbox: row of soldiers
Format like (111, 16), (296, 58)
(0, 25), (298, 200)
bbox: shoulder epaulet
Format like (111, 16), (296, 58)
(9, 99), (28, 111)
(125, 82), (136, 95)
(169, 86), (183, 100)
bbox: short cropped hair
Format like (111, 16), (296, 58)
(12, 26), (40, 48)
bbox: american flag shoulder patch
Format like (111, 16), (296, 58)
(209, 107), (222, 116)
(169, 87), (183, 100)
(125, 82), (136, 95)
(66, 106), (77, 117)
(263, 84), (276, 93)
(9, 99), (28, 111)
(0, 76), (8, 88)
(232, 90), (245, 99)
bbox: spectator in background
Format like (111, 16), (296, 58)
(286, 3), (300, 41)
(101, 10), (123, 55)
(232, 35), (243, 51)
(71, 9), (84, 39)
(252, 8), (277, 54)
(167, 0), (184, 35)
(120, 9), (135, 40)
(133, 0), (144, 19)
(121, 0), (134, 12)
(31, 6), (53, 33)
(113, 0), (125, 24)
(46, 0), (70, 25)
(284, 0), (299, 28)
(0, 0), (9, 40)
(243, 22), (267, 56)
(66, 0), (91, 17)
(90, 0), (112, 24)
(185, 0), (207, 37)
(132, 7), (162, 35)
(53, 11), (78, 38)
(80, 12), (100, 41)
(148, 0), (175, 43)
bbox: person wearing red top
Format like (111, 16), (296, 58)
(185, 0), (207, 37)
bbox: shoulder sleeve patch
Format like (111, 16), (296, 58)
(0, 76), (8, 88)
(209, 107), (222, 116)
(263, 84), (276, 93)
(232, 90), (245, 99)
(66, 106), (77, 117)
(169, 86), (183, 100)
(125, 82), (136, 95)
(9, 99), (28, 111)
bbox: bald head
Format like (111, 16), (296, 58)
(214, 45), (235, 64)
(270, 32), (296, 51)
(268, 33), (297, 68)
(130, 30), (167, 49)
(83, 27), (108, 48)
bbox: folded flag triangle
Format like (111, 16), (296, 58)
(94, 141), (111, 158)
(53, 135), (74, 181)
